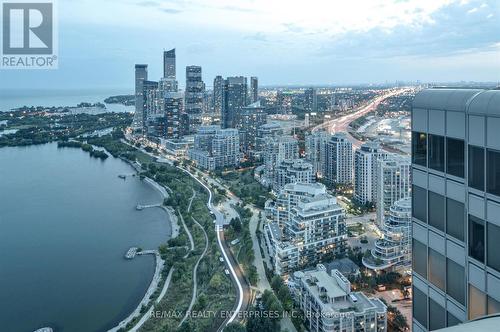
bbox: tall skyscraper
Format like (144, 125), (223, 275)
(305, 131), (330, 178)
(250, 76), (258, 104)
(185, 65), (205, 133)
(411, 88), (500, 331)
(213, 75), (225, 118)
(235, 101), (267, 155)
(325, 133), (354, 185)
(133, 64), (148, 130)
(163, 48), (176, 79)
(376, 154), (411, 227)
(222, 76), (247, 129)
(354, 142), (387, 206)
(304, 87), (318, 112)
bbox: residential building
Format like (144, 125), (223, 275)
(363, 197), (412, 272)
(263, 136), (299, 186)
(222, 76), (248, 129)
(213, 75), (225, 118)
(163, 48), (176, 79)
(376, 154), (411, 227)
(250, 76), (258, 103)
(326, 133), (354, 186)
(133, 64), (148, 130)
(410, 89), (500, 332)
(185, 65), (205, 133)
(304, 87), (318, 112)
(255, 122), (284, 157)
(305, 131), (330, 179)
(274, 159), (313, 192)
(264, 183), (346, 276)
(354, 142), (387, 206)
(235, 101), (267, 155)
(290, 265), (387, 332)
(188, 126), (239, 170)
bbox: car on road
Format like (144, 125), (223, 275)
(224, 269), (230, 275)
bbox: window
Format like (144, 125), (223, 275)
(429, 298), (446, 331)
(488, 296), (500, 315)
(487, 149), (500, 196)
(413, 185), (427, 223)
(429, 249), (445, 291)
(429, 134), (445, 172)
(412, 132), (427, 167)
(447, 312), (461, 328)
(487, 222), (500, 273)
(469, 285), (486, 320)
(429, 191), (445, 232)
(469, 215), (485, 263)
(469, 146), (485, 191)
(447, 138), (464, 178)
(413, 239), (427, 278)
(447, 258), (465, 305)
(413, 286), (428, 328)
(446, 198), (464, 241)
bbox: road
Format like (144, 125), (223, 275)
(176, 166), (251, 331)
(312, 88), (411, 149)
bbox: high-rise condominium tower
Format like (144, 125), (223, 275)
(250, 76), (258, 104)
(222, 76), (247, 129)
(411, 88), (500, 332)
(163, 48), (176, 79)
(185, 66), (205, 133)
(134, 64), (148, 130)
(213, 75), (225, 118)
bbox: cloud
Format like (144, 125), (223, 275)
(161, 8), (182, 14)
(282, 23), (304, 33)
(244, 32), (269, 42)
(136, 1), (160, 7)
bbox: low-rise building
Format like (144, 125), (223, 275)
(291, 265), (387, 332)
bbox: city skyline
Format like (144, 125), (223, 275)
(1, 0), (499, 90)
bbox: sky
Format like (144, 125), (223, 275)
(1, 0), (499, 90)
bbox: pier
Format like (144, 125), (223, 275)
(136, 203), (162, 210)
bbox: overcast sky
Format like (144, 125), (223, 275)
(2, 0), (499, 90)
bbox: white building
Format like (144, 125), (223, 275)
(274, 159), (313, 192)
(354, 142), (387, 206)
(264, 183), (346, 276)
(326, 133), (353, 186)
(376, 154), (411, 227)
(291, 265), (387, 332)
(188, 126), (239, 170)
(262, 135), (299, 186)
(363, 197), (412, 272)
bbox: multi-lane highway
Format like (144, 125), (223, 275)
(312, 88), (411, 149)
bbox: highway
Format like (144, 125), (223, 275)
(312, 88), (411, 149)
(176, 166), (251, 331)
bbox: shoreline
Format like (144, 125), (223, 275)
(106, 161), (180, 332)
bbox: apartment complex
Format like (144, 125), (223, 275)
(326, 133), (354, 186)
(264, 183), (346, 276)
(354, 142), (387, 205)
(188, 125), (239, 170)
(274, 159), (314, 192)
(411, 89), (500, 331)
(291, 265), (387, 332)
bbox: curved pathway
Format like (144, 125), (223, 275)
(178, 216), (209, 327)
(178, 210), (195, 253)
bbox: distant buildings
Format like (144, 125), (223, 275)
(264, 183), (346, 276)
(188, 125), (239, 170)
(363, 197), (412, 272)
(235, 101), (266, 155)
(304, 87), (317, 113)
(250, 76), (259, 104)
(163, 48), (176, 79)
(326, 133), (354, 186)
(255, 122), (284, 158)
(133, 64), (148, 130)
(291, 265), (387, 332)
(213, 75), (225, 119)
(376, 154), (411, 227)
(185, 66), (205, 133)
(222, 76), (248, 129)
(305, 131), (330, 178)
(354, 142), (386, 206)
(274, 159), (313, 192)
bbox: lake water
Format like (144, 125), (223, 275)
(0, 143), (171, 332)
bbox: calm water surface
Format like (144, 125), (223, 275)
(0, 143), (171, 332)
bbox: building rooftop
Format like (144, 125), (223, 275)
(324, 258), (360, 276)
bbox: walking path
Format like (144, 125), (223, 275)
(248, 210), (271, 292)
(178, 216), (209, 327)
(178, 210), (195, 253)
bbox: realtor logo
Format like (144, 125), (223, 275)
(1, 0), (58, 69)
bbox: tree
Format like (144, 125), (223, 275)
(225, 322), (246, 332)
